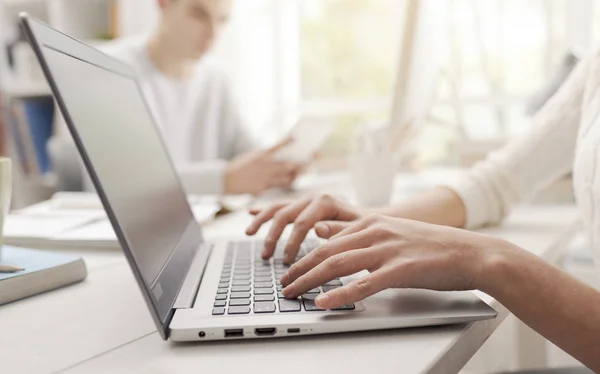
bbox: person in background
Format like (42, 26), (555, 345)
(247, 47), (600, 372)
(49, 0), (304, 195)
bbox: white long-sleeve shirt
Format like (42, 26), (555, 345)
(54, 34), (257, 195)
(446, 47), (600, 269)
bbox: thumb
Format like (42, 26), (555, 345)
(315, 221), (351, 239)
(266, 136), (294, 155)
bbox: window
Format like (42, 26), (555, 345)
(297, 0), (406, 166)
(418, 0), (574, 167)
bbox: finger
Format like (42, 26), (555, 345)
(315, 271), (388, 309)
(266, 137), (294, 155)
(261, 199), (312, 259)
(282, 248), (378, 299)
(249, 208), (262, 216)
(282, 228), (373, 286)
(283, 200), (339, 263)
(315, 221), (352, 239)
(245, 203), (287, 236)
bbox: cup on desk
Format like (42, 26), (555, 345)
(348, 152), (395, 207)
(0, 158), (12, 250)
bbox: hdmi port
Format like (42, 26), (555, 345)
(254, 327), (277, 336)
(224, 329), (244, 338)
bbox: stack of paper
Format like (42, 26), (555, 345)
(5, 192), (222, 249)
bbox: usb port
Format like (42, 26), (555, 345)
(254, 327), (277, 336)
(287, 328), (300, 334)
(224, 329), (244, 338)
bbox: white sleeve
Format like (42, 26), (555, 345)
(176, 160), (228, 195)
(444, 51), (591, 229)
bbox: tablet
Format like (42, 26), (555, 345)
(273, 118), (336, 162)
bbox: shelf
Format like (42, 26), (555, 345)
(3, 82), (51, 98)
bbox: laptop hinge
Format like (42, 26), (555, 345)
(173, 243), (212, 309)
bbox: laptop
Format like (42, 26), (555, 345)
(21, 14), (497, 342)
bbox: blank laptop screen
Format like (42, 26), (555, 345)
(42, 46), (200, 291)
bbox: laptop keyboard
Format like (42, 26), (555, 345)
(212, 240), (356, 316)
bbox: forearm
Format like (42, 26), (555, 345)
(373, 187), (467, 228)
(480, 240), (600, 371)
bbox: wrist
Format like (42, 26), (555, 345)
(223, 163), (236, 194)
(474, 237), (524, 298)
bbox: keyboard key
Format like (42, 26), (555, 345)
(215, 294), (227, 301)
(218, 282), (229, 289)
(228, 306), (251, 315)
(214, 300), (226, 307)
(322, 285), (340, 293)
(254, 288), (274, 295)
(276, 285), (283, 291)
(232, 280), (251, 286)
(220, 277), (230, 283)
(230, 299), (251, 306)
(276, 280), (282, 286)
(254, 295), (275, 302)
(277, 292), (285, 299)
(231, 292), (251, 299)
(254, 268), (272, 274)
(255, 282), (272, 288)
(332, 304), (356, 311)
(212, 307), (225, 315)
(234, 270), (251, 276)
(221, 272), (231, 278)
(254, 302), (276, 313)
(278, 299), (301, 312)
(232, 286), (251, 292)
(217, 288), (228, 294)
(306, 288), (321, 294)
(302, 293), (318, 301)
(254, 276), (272, 283)
(233, 275), (251, 281)
(324, 280), (343, 286)
(303, 299), (325, 311)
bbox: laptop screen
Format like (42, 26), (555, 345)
(26, 16), (205, 338)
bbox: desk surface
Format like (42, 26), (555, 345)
(0, 199), (579, 374)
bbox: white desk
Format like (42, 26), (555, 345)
(0, 199), (579, 374)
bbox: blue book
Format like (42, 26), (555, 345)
(0, 246), (87, 306)
(21, 97), (55, 174)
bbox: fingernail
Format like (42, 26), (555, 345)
(280, 273), (289, 285)
(282, 283), (295, 296)
(315, 223), (329, 236)
(283, 253), (292, 264)
(316, 293), (330, 307)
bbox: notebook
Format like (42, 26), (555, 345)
(0, 246), (87, 306)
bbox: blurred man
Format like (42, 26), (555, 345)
(50, 0), (302, 195)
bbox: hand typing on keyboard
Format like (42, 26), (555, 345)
(245, 194), (364, 263)
(279, 214), (492, 310)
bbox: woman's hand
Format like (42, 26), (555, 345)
(245, 194), (364, 262)
(280, 214), (505, 310)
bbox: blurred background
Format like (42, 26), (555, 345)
(0, 0), (596, 206)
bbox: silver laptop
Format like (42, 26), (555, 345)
(21, 14), (497, 342)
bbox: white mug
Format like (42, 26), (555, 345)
(348, 153), (395, 207)
(0, 158), (13, 250)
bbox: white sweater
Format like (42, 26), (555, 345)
(447, 48), (600, 269)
